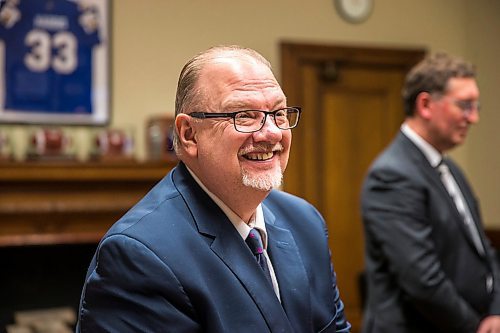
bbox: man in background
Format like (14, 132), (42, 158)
(77, 45), (350, 332)
(361, 52), (500, 333)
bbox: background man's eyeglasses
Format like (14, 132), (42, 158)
(449, 98), (480, 116)
(189, 107), (301, 133)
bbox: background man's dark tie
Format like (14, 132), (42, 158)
(437, 159), (485, 255)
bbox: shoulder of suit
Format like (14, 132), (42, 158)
(265, 190), (316, 213)
(365, 146), (428, 189)
(266, 189), (306, 202)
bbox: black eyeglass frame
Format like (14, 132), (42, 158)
(189, 107), (302, 133)
(449, 97), (481, 116)
(431, 93), (480, 117)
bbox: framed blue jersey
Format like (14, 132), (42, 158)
(0, 0), (110, 125)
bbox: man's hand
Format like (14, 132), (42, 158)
(477, 316), (500, 333)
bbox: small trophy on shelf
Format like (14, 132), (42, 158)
(26, 127), (76, 161)
(146, 115), (177, 161)
(0, 127), (14, 162)
(90, 127), (135, 162)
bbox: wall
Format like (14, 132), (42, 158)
(464, 0), (500, 227)
(6, 0), (500, 225)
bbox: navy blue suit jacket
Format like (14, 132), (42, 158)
(77, 162), (350, 332)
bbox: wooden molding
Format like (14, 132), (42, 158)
(0, 161), (176, 247)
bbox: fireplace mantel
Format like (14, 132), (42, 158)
(0, 160), (176, 247)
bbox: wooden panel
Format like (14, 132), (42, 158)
(0, 161), (175, 246)
(320, 67), (406, 329)
(281, 41), (425, 333)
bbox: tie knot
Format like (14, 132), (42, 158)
(246, 229), (264, 255)
(436, 159), (449, 173)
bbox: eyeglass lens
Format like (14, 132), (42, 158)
(453, 99), (480, 114)
(234, 108), (299, 133)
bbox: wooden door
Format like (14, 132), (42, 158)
(280, 42), (424, 332)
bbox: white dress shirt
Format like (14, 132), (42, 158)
(401, 124), (485, 255)
(186, 167), (281, 300)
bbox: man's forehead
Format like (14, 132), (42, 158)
(209, 51), (259, 63)
(222, 93), (287, 111)
(199, 56), (277, 90)
(206, 55), (267, 74)
(445, 77), (479, 94)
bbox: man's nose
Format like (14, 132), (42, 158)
(467, 108), (480, 124)
(254, 115), (282, 141)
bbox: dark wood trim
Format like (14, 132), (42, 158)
(280, 41), (426, 197)
(279, 42), (426, 333)
(280, 41), (426, 105)
(0, 160), (176, 247)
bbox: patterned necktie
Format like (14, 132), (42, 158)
(245, 228), (273, 284)
(437, 160), (485, 255)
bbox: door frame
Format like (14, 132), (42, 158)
(279, 41), (425, 331)
(280, 41), (425, 197)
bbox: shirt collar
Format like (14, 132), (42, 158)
(185, 166), (268, 249)
(401, 123), (442, 167)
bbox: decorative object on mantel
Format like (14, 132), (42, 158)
(89, 127), (135, 162)
(0, 127), (13, 161)
(146, 115), (177, 161)
(25, 127), (76, 161)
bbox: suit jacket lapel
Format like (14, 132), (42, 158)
(209, 224), (291, 331)
(445, 161), (488, 258)
(398, 132), (445, 193)
(264, 204), (311, 332)
(446, 161), (481, 223)
(172, 163), (293, 332)
(398, 134), (486, 258)
(418, 155), (479, 252)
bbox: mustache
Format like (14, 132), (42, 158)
(238, 143), (284, 156)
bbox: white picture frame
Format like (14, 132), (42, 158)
(0, 0), (111, 125)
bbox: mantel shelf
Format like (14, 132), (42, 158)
(0, 160), (176, 247)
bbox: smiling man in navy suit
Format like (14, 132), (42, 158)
(77, 45), (350, 332)
(361, 52), (500, 333)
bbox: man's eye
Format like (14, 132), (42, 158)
(275, 110), (287, 117)
(236, 111), (259, 119)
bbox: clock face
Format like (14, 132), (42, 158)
(334, 0), (374, 23)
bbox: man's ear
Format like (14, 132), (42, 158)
(175, 114), (198, 157)
(415, 92), (434, 120)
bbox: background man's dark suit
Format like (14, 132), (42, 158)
(361, 131), (500, 332)
(78, 163), (347, 332)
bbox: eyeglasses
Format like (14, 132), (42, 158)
(189, 107), (301, 133)
(449, 97), (480, 116)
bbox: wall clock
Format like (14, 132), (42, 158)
(334, 0), (374, 24)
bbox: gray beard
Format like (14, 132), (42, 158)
(241, 166), (283, 191)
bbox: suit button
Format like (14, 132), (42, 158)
(486, 275), (494, 293)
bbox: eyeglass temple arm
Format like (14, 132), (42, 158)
(190, 112), (232, 119)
